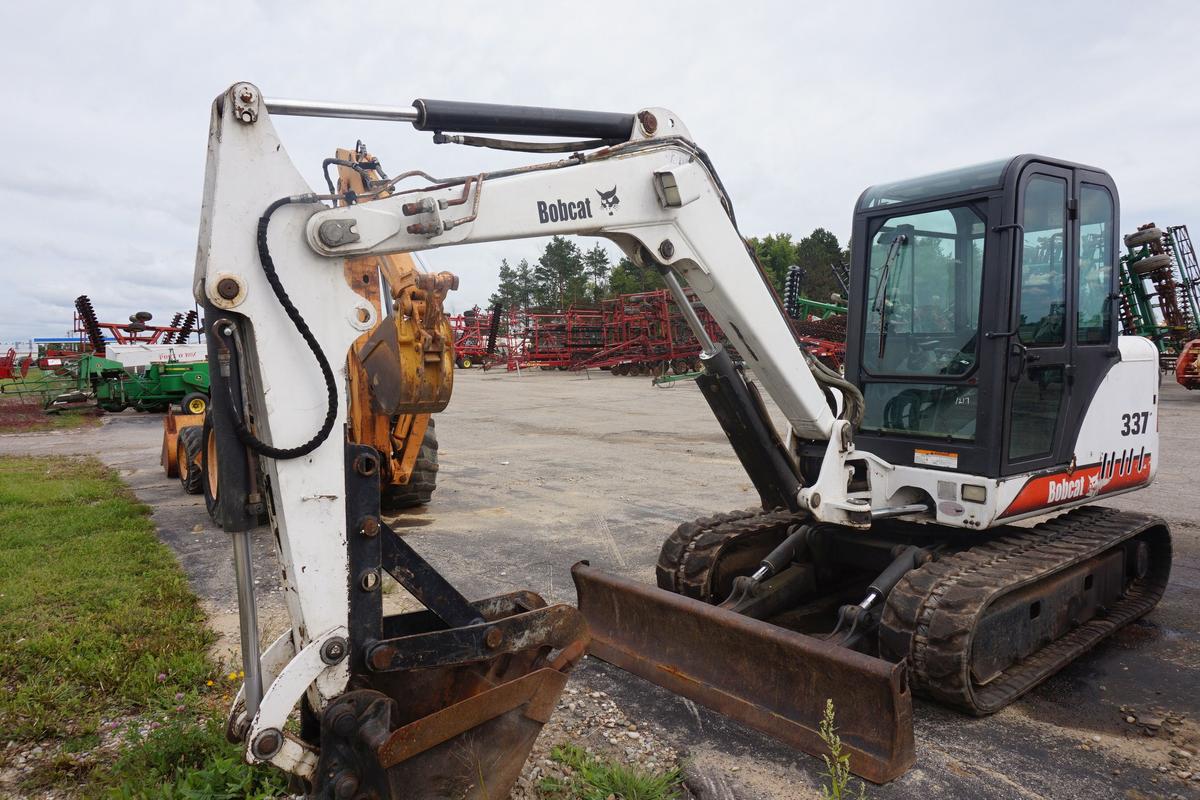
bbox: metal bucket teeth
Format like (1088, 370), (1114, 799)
(572, 562), (915, 784)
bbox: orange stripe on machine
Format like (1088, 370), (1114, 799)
(999, 451), (1152, 518)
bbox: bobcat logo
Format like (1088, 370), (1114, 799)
(596, 186), (620, 215)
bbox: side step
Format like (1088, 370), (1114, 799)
(572, 563), (915, 784)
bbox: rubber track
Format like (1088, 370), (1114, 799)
(879, 506), (1171, 715)
(655, 507), (799, 602)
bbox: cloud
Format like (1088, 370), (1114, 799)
(1, 1), (1197, 340)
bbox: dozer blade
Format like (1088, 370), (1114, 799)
(572, 563), (914, 784)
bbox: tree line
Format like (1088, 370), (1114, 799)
(488, 230), (849, 311)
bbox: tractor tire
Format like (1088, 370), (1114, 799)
(202, 413), (222, 527)
(1132, 253), (1172, 275)
(180, 392), (209, 416)
(458, 355), (474, 369)
(381, 418), (439, 512)
(177, 425), (204, 495)
(1124, 227), (1162, 248)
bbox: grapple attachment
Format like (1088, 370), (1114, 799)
(572, 563), (914, 784)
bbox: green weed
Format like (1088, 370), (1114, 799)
(102, 716), (287, 799)
(818, 698), (868, 800)
(539, 743), (681, 800)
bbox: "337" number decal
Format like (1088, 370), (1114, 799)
(1121, 411), (1150, 436)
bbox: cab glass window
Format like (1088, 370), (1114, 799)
(1018, 176), (1067, 345)
(861, 382), (978, 441)
(863, 206), (985, 378)
(1077, 184), (1114, 344)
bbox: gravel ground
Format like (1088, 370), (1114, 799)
(3, 368), (1199, 798)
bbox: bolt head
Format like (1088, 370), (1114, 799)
(484, 626), (504, 649)
(320, 636), (348, 665)
(638, 110), (659, 136)
(240, 111), (254, 123)
(658, 239), (675, 259)
(216, 277), (240, 300)
(252, 728), (282, 759)
(369, 645), (395, 671)
(329, 706), (357, 738)
(240, 90), (253, 103)
(359, 516), (380, 537)
(334, 773), (360, 799)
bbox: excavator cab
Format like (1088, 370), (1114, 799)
(581, 156), (1165, 785)
(844, 156), (1121, 479)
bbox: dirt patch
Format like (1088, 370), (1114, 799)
(0, 398), (99, 433)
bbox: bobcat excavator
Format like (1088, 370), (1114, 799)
(195, 82), (1170, 794)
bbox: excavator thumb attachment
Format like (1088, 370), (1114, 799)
(572, 563), (915, 784)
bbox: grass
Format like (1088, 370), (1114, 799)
(0, 455), (287, 797)
(102, 716), (287, 799)
(539, 744), (682, 800)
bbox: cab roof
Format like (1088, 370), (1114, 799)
(856, 154), (1110, 212)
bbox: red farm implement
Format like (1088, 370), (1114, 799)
(449, 306), (503, 368)
(73, 295), (198, 355)
(0, 348), (32, 380)
(522, 307), (604, 369)
(461, 288), (846, 377)
(567, 289), (720, 376)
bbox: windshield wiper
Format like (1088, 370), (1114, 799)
(874, 233), (908, 359)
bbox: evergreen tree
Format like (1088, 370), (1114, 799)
(487, 229), (846, 311)
(488, 257), (537, 310)
(793, 228), (844, 303)
(533, 236), (588, 307)
(607, 256), (665, 296)
(582, 243), (612, 303)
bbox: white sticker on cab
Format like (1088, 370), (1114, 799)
(915, 449), (958, 469)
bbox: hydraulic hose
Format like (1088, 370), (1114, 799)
(223, 195), (338, 460)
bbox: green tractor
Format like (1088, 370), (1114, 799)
(51, 354), (210, 414)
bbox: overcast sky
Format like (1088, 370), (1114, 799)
(1, 1), (1196, 341)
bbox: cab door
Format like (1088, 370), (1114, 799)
(1001, 165), (1074, 475)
